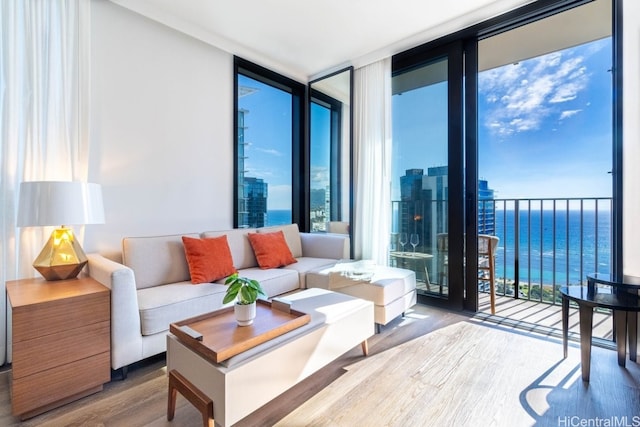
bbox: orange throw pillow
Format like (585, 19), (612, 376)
(182, 235), (236, 284)
(247, 231), (297, 269)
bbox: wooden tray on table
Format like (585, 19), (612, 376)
(169, 299), (310, 363)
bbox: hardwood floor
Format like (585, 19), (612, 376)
(1, 303), (638, 427)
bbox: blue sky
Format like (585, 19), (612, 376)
(310, 102), (331, 190)
(477, 38), (612, 199)
(392, 79), (448, 201)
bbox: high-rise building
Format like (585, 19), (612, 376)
(400, 169), (425, 201)
(478, 179), (496, 234)
(399, 168), (447, 253)
(245, 177), (268, 228)
(399, 167), (495, 250)
(237, 109), (249, 227)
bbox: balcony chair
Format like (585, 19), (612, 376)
(478, 234), (499, 315)
(435, 233), (500, 314)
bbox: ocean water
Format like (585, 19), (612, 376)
(494, 209), (612, 286)
(266, 210), (292, 227)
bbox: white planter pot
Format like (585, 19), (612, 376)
(234, 301), (256, 326)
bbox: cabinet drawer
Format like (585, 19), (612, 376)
(12, 292), (109, 342)
(12, 320), (110, 379)
(12, 351), (110, 416)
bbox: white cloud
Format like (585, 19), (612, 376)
(479, 47), (592, 137)
(254, 147), (283, 156)
(549, 77), (586, 103)
(559, 109), (582, 120)
(509, 117), (537, 132)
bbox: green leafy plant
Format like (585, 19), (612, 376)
(223, 273), (266, 305)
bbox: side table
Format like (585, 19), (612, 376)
(6, 276), (111, 420)
(561, 282), (640, 382)
(587, 273), (640, 350)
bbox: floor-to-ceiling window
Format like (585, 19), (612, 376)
(392, 43), (465, 310)
(477, 0), (613, 307)
(310, 96), (339, 231)
(234, 58), (305, 229)
(391, 58), (450, 294)
(308, 68), (353, 235)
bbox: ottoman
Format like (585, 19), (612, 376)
(306, 261), (417, 331)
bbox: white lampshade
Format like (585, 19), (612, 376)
(17, 181), (105, 227)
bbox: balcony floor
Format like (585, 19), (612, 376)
(416, 281), (615, 343)
(478, 292), (615, 343)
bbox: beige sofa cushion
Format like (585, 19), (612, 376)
(284, 257), (338, 288)
(257, 223), (302, 258)
(123, 233), (199, 289)
(238, 267), (300, 297)
(201, 228), (258, 270)
(137, 282), (228, 335)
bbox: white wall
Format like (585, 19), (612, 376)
(86, 1), (234, 259)
(623, 0), (640, 276)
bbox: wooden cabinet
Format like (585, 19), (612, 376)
(6, 276), (110, 420)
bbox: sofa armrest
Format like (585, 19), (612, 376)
(87, 253), (143, 370)
(300, 233), (350, 260)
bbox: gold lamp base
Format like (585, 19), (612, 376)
(33, 227), (88, 281)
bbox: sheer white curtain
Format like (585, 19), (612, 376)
(353, 58), (392, 264)
(0, 0), (90, 365)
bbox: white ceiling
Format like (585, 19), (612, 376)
(109, 0), (536, 81)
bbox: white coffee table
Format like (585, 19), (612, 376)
(166, 288), (374, 427)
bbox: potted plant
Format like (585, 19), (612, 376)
(223, 273), (266, 326)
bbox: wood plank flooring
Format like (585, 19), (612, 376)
(1, 303), (638, 427)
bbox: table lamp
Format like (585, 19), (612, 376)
(17, 181), (105, 281)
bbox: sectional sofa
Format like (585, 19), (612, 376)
(86, 224), (349, 374)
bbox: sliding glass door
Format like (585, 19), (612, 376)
(391, 43), (465, 310)
(390, 0), (618, 314)
(476, 0), (614, 311)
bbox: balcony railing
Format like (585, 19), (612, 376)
(489, 198), (612, 305)
(391, 197), (613, 306)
